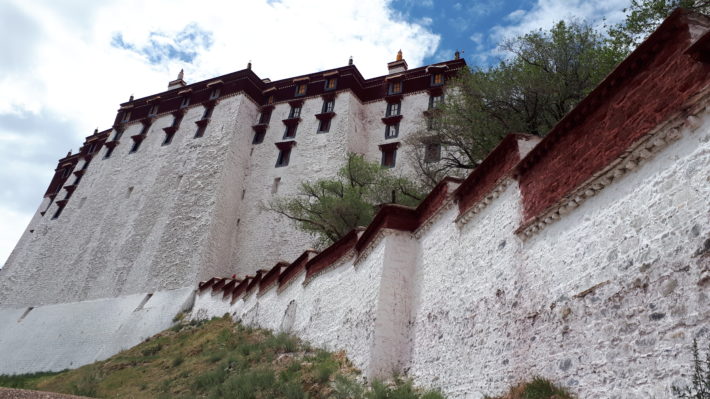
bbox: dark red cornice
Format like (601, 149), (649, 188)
(259, 262), (289, 294)
(305, 228), (363, 280)
(278, 250), (317, 289)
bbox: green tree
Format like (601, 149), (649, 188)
(608, 0), (710, 53)
(408, 21), (623, 188)
(265, 153), (423, 247)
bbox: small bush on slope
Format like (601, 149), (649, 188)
(0, 315), (442, 399)
(485, 377), (574, 399)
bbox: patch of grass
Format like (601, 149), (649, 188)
(486, 377), (574, 399)
(0, 371), (62, 389)
(0, 315), (443, 399)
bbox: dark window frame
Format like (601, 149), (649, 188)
(385, 123), (399, 139)
(276, 147), (292, 167)
(324, 78), (337, 91)
(386, 102), (401, 116)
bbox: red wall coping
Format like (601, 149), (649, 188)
(278, 250), (318, 289)
(259, 262), (290, 294)
(516, 8), (710, 223)
(454, 134), (533, 215)
(305, 228), (364, 280)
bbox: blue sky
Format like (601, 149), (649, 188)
(0, 0), (631, 266)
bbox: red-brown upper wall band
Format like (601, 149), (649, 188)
(117, 59), (466, 125)
(453, 134), (532, 215)
(515, 8), (710, 222)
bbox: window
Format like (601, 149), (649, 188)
(283, 124), (297, 139)
(258, 110), (272, 124)
(104, 146), (115, 159)
(276, 147), (292, 167)
(289, 105), (301, 119)
(51, 204), (65, 219)
(120, 111), (131, 123)
(267, 95), (274, 105)
(322, 100), (335, 113)
(294, 84), (307, 97)
(163, 132), (175, 145)
(424, 143), (441, 163)
(324, 78), (337, 91)
(148, 104), (159, 116)
(381, 147), (397, 168)
(429, 94), (444, 110)
(180, 95), (191, 108)
(271, 177), (281, 194)
(202, 106), (214, 120)
(318, 119), (331, 133)
(194, 125), (206, 138)
(386, 102), (401, 116)
(86, 142), (97, 154)
(139, 122), (151, 135)
(388, 81), (402, 94)
(61, 168), (71, 178)
(431, 73), (444, 86)
(114, 129), (124, 141)
(385, 123), (399, 139)
(130, 139), (142, 153)
(209, 88), (220, 100)
(253, 130), (265, 144)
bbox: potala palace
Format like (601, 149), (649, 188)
(1, 9), (709, 399)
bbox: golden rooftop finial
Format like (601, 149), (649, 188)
(396, 49), (403, 61)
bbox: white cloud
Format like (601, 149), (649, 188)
(490, 0), (630, 43)
(0, 0), (440, 265)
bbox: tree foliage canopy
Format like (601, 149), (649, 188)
(408, 21), (623, 187)
(266, 154), (423, 247)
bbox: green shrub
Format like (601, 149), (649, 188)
(522, 377), (572, 399)
(672, 337), (710, 399)
(0, 371), (62, 389)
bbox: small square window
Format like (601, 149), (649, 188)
(386, 102), (400, 116)
(163, 132), (175, 145)
(86, 142), (97, 154)
(253, 130), (265, 144)
(61, 167), (72, 178)
(195, 124), (207, 138)
(202, 106), (214, 119)
(324, 78), (337, 91)
(139, 122), (151, 136)
(121, 111), (131, 123)
(258, 110), (272, 124)
(322, 100), (334, 113)
(318, 119), (331, 133)
(267, 95), (274, 105)
(209, 88), (220, 100)
(431, 73), (444, 86)
(283, 124), (298, 139)
(130, 139), (142, 153)
(172, 114), (183, 128)
(113, 129), (124, 141)
(385, 123), (399, 139)
(295, 84), (307, 97)
(104, 146), (115, 159)
(424, 143), (441, 163)
(289, 105), (301, 119)
(148, 104), (159, 116)
(388, 81), (402, 95)
(276, 147), (292, 167)
(51, 204), (65, 219)
(381, 147), (397, 168)
(429, 94), (444, 110)
(180, 95), (191, 108)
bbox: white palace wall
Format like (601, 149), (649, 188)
(190, 95), (710, 398)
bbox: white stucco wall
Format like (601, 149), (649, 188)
(0, 93), (259, 306)
(191, 105), (709, 399)
(0, 287), (194, 375)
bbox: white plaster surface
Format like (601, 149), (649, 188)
(191, 109), (710, 398)
(0, 287), (194, 375)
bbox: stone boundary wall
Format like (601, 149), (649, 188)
(191, 10), (710, 399)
